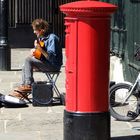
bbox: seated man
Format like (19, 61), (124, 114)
(10, 18), (63, 99)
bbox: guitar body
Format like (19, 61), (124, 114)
(34, 41), (45, 59)
(34, 49), (42, 59)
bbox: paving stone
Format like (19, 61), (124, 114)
(41, 130), (63, 140)
(6, 116), (63, 132)
(0, 120), (5, 132)
(0, 132), (39, 140)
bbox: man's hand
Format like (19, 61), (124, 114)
(34, 40), (38, 48)
(30, 48), (36, 56)
(30, 40), (38, 56)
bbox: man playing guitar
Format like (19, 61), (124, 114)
(9, 19), (63, 99)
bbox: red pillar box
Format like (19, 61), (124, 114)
(60, 1), (117, 140)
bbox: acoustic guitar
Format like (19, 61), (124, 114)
(33, 40), (48, 60)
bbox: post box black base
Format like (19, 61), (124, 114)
(64, 110), (110, 140)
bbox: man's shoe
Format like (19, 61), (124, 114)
(16, 85), (32, 92)
(9, 91), (28, 100)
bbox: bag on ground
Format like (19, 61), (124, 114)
(0, 93), (27, 108)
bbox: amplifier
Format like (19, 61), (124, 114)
(32, 82), (53, 106)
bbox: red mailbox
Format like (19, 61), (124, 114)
(60, 1), (117, 140)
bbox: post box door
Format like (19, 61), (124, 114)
(65, 18), (78, 111)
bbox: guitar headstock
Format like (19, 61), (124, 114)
(37, 40), (44, 47)
(40, 41), (44, 47)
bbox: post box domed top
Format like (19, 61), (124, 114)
(60, 1), (117, 17)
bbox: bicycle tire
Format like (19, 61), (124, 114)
(109, 83), (139, 121)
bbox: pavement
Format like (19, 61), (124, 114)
(0, 48), (139, 140)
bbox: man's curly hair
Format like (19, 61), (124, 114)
(32, 19), (49, 33)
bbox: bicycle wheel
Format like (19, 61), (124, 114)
(109, 83), (139, 121)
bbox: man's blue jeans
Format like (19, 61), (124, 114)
(21, 56), (56, 85)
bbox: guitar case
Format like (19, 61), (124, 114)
(0, 93), (28, 108)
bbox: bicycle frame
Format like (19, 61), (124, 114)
(123, 73), (140, 103)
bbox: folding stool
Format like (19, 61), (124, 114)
(44, 71), (61, 97)
(43, 71), (65, 105)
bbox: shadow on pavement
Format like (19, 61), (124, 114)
(112, 135), (140, 140)
(10, 69), (22, 71)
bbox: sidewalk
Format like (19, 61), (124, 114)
(0, 48), (139, 140)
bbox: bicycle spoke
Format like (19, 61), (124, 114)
(110, 83), (138, 121)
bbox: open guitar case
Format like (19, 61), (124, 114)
(0, 93), (28, 108)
